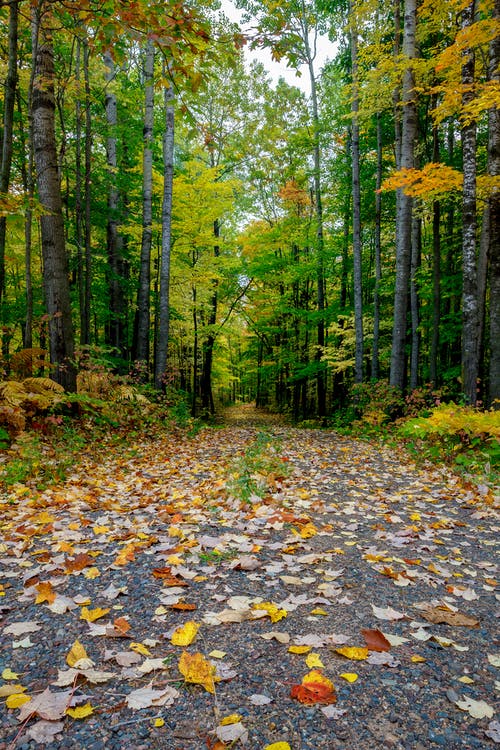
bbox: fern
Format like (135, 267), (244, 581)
(23, 377), (65, 394)
(10, 348), (49, 377)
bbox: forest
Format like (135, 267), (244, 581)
(0, 0), (499, 424)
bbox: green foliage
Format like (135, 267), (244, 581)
(226, 431), (289, 504)
(398, 404), (500, 483)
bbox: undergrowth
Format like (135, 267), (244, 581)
(226, 430), (290, 504)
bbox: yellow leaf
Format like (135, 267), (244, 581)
(457, 675), (474, 684)
(2, 669), (19, 680)
(66, 640), (88, 668)
(154, 718), (165, 727)
(170, 621), (200, 647)
(305, 653), (324, 669)
(264, 744), (292, 750)
(252, 602), (287, 623)
(167, 555), (184, 565)
(130, 642), (152, 656)
(178, 651), (220, 694)
(84, 567), (100, 580)
(310, 608), (328, 616)
(209, 650), (226, 659)
(288, 645), (311, 654)
(6, 693), (31, 709)
(80, 606), (110, 622)
(299, 522), (317, 539)
(92, 525), (110, 535)
(340, 673), (358, 682)
(66, 702), (93, 719)
(168, 526), (183, 538)
(220, 713), (242, 725)
(335, 646), (369, 661)
(410, 655), (426, 663)
(302, 669), (334, 691)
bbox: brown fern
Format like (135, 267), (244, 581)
(10, 348), (49, 378)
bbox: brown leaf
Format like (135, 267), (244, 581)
(64, 553), (93, 573)
(362, 628), (392, 652)
(17, 687), (72, 722)
(290, 682), (337, 705)
(421, 607), (479, 628)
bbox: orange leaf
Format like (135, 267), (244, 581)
(35, 582), (56, 605)
(152, 567), (188, 586)
(290, 682), (336, 705)
(64, 553), (93, 573)
(113, 617), (131, 635)
(170, 602), (196, 611)
(361, 629), (392, 652)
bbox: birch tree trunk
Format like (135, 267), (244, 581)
(32, 8), (76, 390)
(488, 0), (500, 406)
(460, 0), (479, 405)
(154, 80), (174, 389)
(390, 0), (417, 391)
(134, 39), (155, 367)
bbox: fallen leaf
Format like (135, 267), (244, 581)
(251, 602), (287, 623)
(26, 720), (64, 744)
(66, 702), (94, 719)
(2, 669), (20, 680)
(339, 673), (358, 682)
(335, 646), (369, 660)
(126, 683), (179, 709)
(0, 684), (27, 697)
(220, 713), (242, 725)
(264, 743), (291, 750)
(4, 621), (41, 636)
(170, 620), (200, 646)
(178, 651), (220, 694)
(362, 628), (392, 652)
(455, 696), (494, 719)
(66, 640), (92, 669)
(17, 687), (72, 722)
(216, 721), (249, 744)
(371, 604), (405, 621)
(154, 718), (165, 727)
(421, 606), (479, 627)
(260, 631), (290, 644)
(250, 694), (272, 705)
(6, 693), (31, 709)
(80, 606), (110, 622)
(305, 652), (324, 668)
(288, 645), (312, 654)
(35, 582), (56, 605)
(485, 720), (500, 742)
(488, 654), (500, 667)
(130, 642), (152, 656)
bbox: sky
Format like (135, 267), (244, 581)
(219, 0), (333, 93)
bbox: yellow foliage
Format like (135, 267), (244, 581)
(381, 163), (463, 199)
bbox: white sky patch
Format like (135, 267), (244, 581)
(219, 0), (333, 93)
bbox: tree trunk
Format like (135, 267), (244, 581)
(134, 39), (155, 367)
(104, 50), (126, 356)
(201, 219), (220, 416)
(372, 112), (382, 380)
(83, 35), (92, 346)
(32, 10), (76, 390)
(0, 0), (18, 351)
(154, 79), (174, 389)
(351, 13), (363, 384)
(410, 212), (421, 389)
(390, 0), (417, 391)
(488, 0), (500, 406)
(460, 0), (479, 405)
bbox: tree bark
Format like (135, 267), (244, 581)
(32, 9), (76, 390)
(372, 112), (382, 380)
(351, 12), (363, 384)
(488, 0), (500, 406)
(390, 0), (417, 392)
(0, 0), (18, 351)
(460, 0), (479, 405)
(104, 50), (126, 356)
(154, 79), (174, 389)
(134, 39), (155, 367)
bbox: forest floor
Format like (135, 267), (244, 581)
(0, 406), (499, 750)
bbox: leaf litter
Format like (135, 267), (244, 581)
(0, 417), (498, 748)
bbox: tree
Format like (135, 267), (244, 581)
(32, 4), (76, 390)
(389, 0), (417, 391)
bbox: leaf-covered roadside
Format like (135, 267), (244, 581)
(0, 424), (498, 749)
